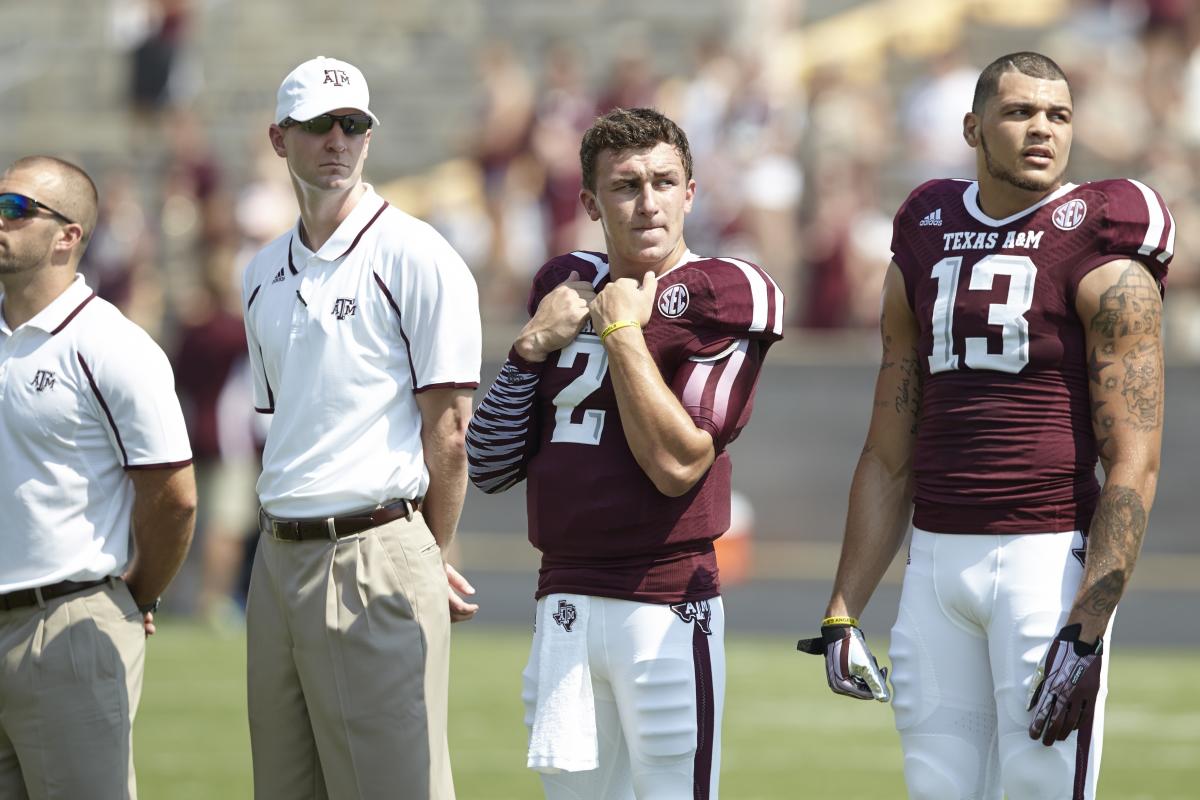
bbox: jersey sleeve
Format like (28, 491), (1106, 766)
(671, 338), (765, 453)
(242, 271), (274, 414)
(685, 257), (785, 342)
(83, 324), (193, 469)
(391, 227), (482, 392)
(890, 179), (942, 309)
(1071, 179), (1174, 292)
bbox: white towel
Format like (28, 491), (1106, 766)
(526, 594), (598, 773)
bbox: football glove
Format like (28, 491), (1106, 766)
(1027, 623), (1104, 745)
(798, 625), (891, 702)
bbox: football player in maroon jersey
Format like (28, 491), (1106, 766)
(799, 52), (1171, 799)
(467, 108), (783, 798)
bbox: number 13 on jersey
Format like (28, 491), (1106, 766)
(927, 254), (1038, 375)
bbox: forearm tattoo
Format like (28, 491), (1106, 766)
(1081, 485), (1148, 617)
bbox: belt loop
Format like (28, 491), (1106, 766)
(33, 585), (46, 609)
(405, 499), (414, 522)
(106, 575), (118, 591)
(326, 517), (338, 542)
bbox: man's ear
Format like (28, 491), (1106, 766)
(269, 124), (287, 158)
(963, 112), (979, 148)
(579, 188), (601, 222)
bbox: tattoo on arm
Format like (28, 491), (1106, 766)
(1120, 339), (1162, 430)
(1081, 485), (1148, 617)
(1089, 263), (1161, 338)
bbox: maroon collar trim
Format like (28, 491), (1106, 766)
(50, 292), (97, 335)
(337, 200), (389, 261)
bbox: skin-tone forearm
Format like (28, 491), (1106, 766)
(416, 389), (474, 549)
(417, 388), (479, 622)
(590, 270), (714, 496)
(826, 264), (921, 621)
(602, 324), (715, 496)
(1069, 259), (1163, 643)
(124, 465), (197, 607)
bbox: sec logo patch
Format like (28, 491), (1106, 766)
(1052, 198), (1087, 231)
(657, 283), (689, 318)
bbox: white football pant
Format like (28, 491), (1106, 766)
(523, 595), (725, 799)
(890, 528), (1111, 800)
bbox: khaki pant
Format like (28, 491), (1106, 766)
(247, 514), (455, 800)
(0, 580), (145, 800)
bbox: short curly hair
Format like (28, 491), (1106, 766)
(579, 107), (693, 192)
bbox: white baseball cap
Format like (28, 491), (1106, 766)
(274, 56), (380, 126)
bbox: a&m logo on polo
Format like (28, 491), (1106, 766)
(331, 297), (357, 320)
(657, 283), (689, 318)
(323, 69), (350, 86)
(552, 599), (578, 632)
(30, 370), (56, 392)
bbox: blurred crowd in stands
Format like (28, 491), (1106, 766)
(59, 0), (1199, 622)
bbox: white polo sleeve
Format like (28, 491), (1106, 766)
(83, 322), (192, 469)
(397, 226), (482, 392)
(242, 265), (275, 414)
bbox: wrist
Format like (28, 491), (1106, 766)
(513, 331), (548, 363)
(599, 319), (642, 344)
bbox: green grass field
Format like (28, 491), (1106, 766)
(135, 622), (1199, 799)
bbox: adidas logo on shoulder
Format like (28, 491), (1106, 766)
(271, 267), (286, 284)
(919, 208), (943, 227)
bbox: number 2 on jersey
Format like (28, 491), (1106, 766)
(928, 254), (1037, 374)
(551, 338), (608, 445)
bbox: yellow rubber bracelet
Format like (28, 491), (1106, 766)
(821, 615), (859, 628)
(599, 319), (641, 342)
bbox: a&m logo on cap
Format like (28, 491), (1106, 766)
(657, 283), (689, 318)
(323, 69), (350, 87)
(1052, 198), (1087, 231)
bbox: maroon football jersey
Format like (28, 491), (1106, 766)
(468, 250), (783, 603)
(891, 179), (1173, 533)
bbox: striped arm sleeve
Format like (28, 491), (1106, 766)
(466, 351), (544, 494)
(672, 339), (765, 452)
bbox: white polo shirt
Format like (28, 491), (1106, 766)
(243, 185), (481, 517)
(0, 275), (192, 592)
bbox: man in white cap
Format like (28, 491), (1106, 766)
(241, 56), (482, 799)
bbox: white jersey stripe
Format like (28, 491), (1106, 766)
(682, 361), (714, 410)
(717, 258), (769, 333)
(711, 340), (749, 427)
(1159, 204), (1176, 263)
(1128, 179), (1165, 256)
(571, 251), (611, 286)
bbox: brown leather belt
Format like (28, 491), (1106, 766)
(259, 498), (421, 542)
(0, 577), (113, 612)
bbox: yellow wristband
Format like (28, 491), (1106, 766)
(599, 319), (641, 342)
(821, 615), (859, 628)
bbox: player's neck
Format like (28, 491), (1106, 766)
(0, 265), (77, 330)
(293, 180), (366, 252)
(607, 239), (691, 281)
(976, 178), (1063, 220)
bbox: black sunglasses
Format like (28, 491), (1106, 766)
(282, 113), (373, 136)
(0, 192), (77, 225)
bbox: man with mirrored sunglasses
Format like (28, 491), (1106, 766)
(281, 111), (374, 136)
(241, 56), (481, 800)
(1, 155), (196, 798)
(0, 191), (79, 225)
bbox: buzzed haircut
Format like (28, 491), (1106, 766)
(7, 155), (99, 243)
(579, 107), (694, 192)
(972, 52), (1070, 115)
